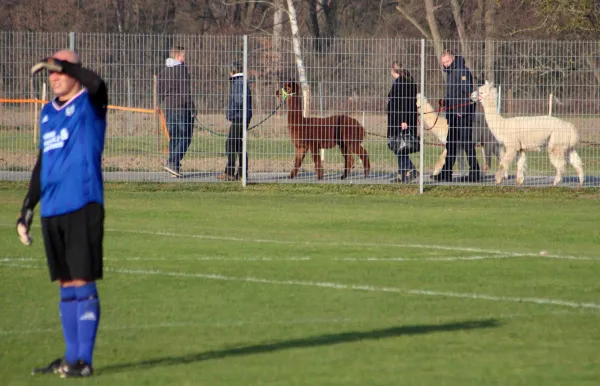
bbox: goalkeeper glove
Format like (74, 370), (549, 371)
(30, 57), (64, 76)
(16, 208), (34, 246)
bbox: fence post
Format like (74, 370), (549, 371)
(31, 78), (36, 145)
(153, 74), (159, 152)
(34, 82), (47, 146)
(242, 35), (248, 187)
(69, 32), (76, 51)
(419, 39), (425, 194)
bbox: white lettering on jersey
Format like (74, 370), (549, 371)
(42, 115), (49, 123)
(43, 128), (70, 153)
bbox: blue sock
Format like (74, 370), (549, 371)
(59, 286), (79, 365)
(75, 282), (100, 366)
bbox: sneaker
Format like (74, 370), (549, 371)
(390, 175), (404, 183)
(405, 169), (419, 183)
(164, 164), (181, 178)
(60, 360), (93, 378)
(31, 357), (67, 375)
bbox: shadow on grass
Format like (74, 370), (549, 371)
(99, 318), (500, 374)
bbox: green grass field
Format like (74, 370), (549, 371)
(1, 182), (600, 385)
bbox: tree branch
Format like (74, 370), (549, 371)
(395, 5), (431, 39)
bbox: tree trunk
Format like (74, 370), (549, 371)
(111, 0), (124, 33)
(308, 0), (322, 52)
(272, 0), (284, 80)
(424, 0), (444, 61)
(286, 0), (310, 116)
(322, 0), (337, 38)
(243, 0), (256, 29)
(450, 0), (474, 71)
(484, 0), (498, 83)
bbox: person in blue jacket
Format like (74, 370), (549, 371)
(218, 61), (253, 181)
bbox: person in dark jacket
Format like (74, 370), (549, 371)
(217, 61), (253, 181)
(158, 46), (195, 177)
(432, 50), (480, 182)
(387, 60), (419, 183)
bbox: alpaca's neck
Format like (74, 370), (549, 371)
(286, 96), (304, 121)
(480, 95), (505, 135)
(421, 102), (438, 125)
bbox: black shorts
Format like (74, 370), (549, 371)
(41, 202), (104, 282)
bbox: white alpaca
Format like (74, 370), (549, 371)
(416, 94), (504, 177)
(415, 93), (466, 175)
(474, 81), (584, 186)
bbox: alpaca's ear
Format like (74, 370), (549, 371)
(485, 80), (489, 86)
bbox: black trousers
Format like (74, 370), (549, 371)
(225, 119), (250, 176)
(440, 112), (480, 177)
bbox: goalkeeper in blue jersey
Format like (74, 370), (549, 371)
(16, 50), (107, 378)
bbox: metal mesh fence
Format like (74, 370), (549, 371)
(1, 32), (599, 188)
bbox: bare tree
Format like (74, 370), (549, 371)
(483, 0), (498, 83)
(111, 0), (124, 33)
(307, 0), (322, 51)
(450, 0), (473, 69)
(286, 0), (310, 115)
(396, 0), (444, 59)
(272, 0), (285, 78)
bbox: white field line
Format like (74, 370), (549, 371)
(2, 262), (599, 311)
(0, 254), (575, 263)
(108, 268), (600, 310)
(0, 224), (595, 260)
(102, 229), (598, 261)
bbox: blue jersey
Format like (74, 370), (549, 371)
(39, 89), (106, 217)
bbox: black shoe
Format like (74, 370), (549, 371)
(60, 360), (93, 378)
(32, 357), (67, 375)
(430, 173), (451, 182)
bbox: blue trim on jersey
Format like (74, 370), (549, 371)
(39, 89), (106, 217)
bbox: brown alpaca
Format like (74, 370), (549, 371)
(276, 81), (370, 180)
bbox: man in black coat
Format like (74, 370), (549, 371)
(158, 46), (195, 177)
(432, 50), (480, 182)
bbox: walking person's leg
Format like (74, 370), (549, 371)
(236, 119), (250, 179)
(178, 112), (194, 167)
(170, 114), (186, 174)
(220, 120), (239, 179)
(164, 112), (181, 176)
(231, 120), (243, 179)
(461, 113), (481, 181)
